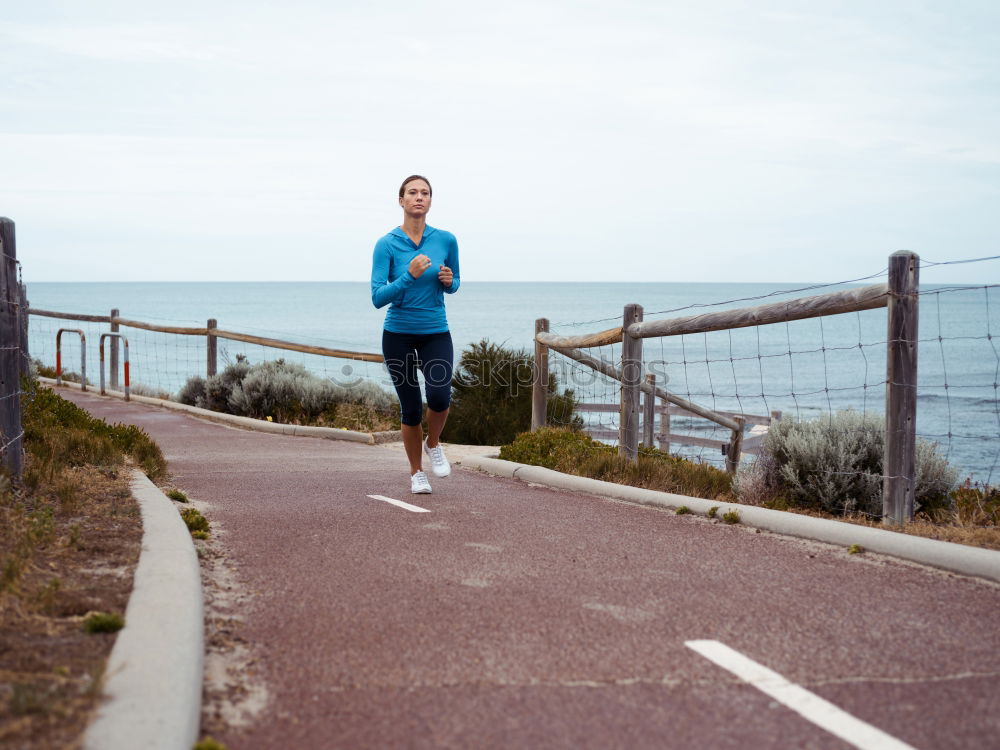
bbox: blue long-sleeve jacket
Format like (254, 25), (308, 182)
(371, 225), (461, 334)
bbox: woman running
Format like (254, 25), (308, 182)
(371, 175), (461, 494)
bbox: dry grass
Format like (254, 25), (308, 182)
(504, 428), (1000, 551)
(0, 463), (141, 747)
(501, 428), (733, 501)
(759, 504), (1000, 551)
(1, 383), (150, 747)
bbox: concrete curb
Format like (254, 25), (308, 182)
(83, 470), (204, 750)
(39, 376), (400, 445)
(459, 455), (1000, 585)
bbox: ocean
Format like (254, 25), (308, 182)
(23, 280), (1000, 482)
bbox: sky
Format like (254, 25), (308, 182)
(2, 0), (998, 283)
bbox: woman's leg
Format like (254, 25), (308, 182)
(425, 407), (449, 448)
(382, 331), (425, 475)
(400, 424), (424, 475)
(417, 332), (454, 448)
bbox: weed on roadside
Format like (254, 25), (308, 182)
(82, 612), (124, 634)
(167, 489), (189, 503)
(194, 737), (230, 750)
(181, 507), (210, 536)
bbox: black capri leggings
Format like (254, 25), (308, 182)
(381, 330), (454, 427)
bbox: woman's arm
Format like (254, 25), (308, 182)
(371, 241), (415, 309)
(444, 235), (460, 294)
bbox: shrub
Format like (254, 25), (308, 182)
(500, 427), (733, 500)
(177, 356), (398, 430)
(177, 376), (206, 406)
(950, 482), (1000, 526)
(442, 340), (582, 446)
(32, 358), (87, 384)
(128, 382), (172, 400)
(201, 355), (252, 413)
(21, 383), (166, 479)
(734, 410), (958, 518)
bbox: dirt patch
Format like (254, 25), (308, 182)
(0, 465), (141, 749)
(184, 504), (270, 745)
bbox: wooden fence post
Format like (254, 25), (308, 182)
(658, 400), (670, 453)
(0, 217), (24, 479)
(18, 282), (29, 378)
(207, 318), (218, 378)
(725, 416), (746, 474)
(883, 250), (919, 525)
(620, 304), (643, 462)
(642, 374), (655, 448)
(110, 308), (120, 389)
(532, 318), (549, 431)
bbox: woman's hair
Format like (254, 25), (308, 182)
(399, 174), (432, 198)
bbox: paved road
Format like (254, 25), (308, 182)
(65, 390), (1000, 749)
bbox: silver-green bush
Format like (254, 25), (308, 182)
(734, 410), (957, 517)
(177, 356), (397, 426)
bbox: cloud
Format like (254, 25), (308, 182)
(3, 23), (219, 63)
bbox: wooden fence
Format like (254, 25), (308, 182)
(0, 218), (26, 479)
(531, 251), (919, 525)
(578, 400), (781, 462)
(27, 309), (385, 391)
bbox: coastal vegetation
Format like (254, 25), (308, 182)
(174, 340), (583, 444)
(500, 428), (734, 500)
(177, 355), (400, 432)
(442, 339), (582, 445)
(1, 381), (159, 746)
(733, 410), (957, 518)
(500, 416), (999, 549)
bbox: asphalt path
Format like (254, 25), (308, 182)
(63, 390), (1000, 749)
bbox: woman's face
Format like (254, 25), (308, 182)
(399, 180), (432, 216)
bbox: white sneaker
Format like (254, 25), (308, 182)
(410, 471), (432, 494)
(423, 439), (451, 478)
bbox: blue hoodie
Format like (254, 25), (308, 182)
(371, 225), (461, 334)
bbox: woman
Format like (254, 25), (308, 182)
(371, 175), (461, 494)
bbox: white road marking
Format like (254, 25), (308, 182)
(366, 494), (431, 513)
(685, 640), (918, 750)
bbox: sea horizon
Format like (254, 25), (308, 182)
(23, 279), (1000, 481)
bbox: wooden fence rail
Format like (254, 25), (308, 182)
(576, 401), (781, 458)
(28, 309), (386, 382)
(531, 251), (919, 523)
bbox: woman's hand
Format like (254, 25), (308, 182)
(408, 254), (432, 278)
(438, 264), (453, 288)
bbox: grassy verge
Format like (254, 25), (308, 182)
(0, 382), (164, 747)
(500, 428), (734, 500)
(501, 428), (1000, 550)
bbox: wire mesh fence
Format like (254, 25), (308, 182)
(27, 314), (397, 401)
(535, 254), (1000, 523)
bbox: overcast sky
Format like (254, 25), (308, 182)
(2, 0), (998, 283)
